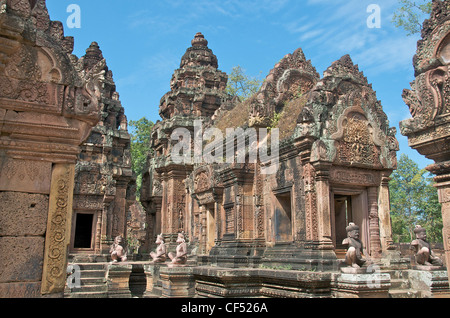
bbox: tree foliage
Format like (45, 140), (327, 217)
(129, 117), (154, 195)
(389, 154), (442, 243)
(226, 65), (262, 101)
(392, 0), (432, 36)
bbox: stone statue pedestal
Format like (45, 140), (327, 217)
(167, 263), (188, 268)
(334, 271), (391, 298)
(413, 265), (445, 271)
(143, 263), (164, 298)
(409, 268), (450, 298)
(340, 266), (376, 274)
(160, 266), (195, 298)
(106, 264), (132, 298)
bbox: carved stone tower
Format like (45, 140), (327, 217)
(140, 33), (234, 252)
(71, 42), (136, 259)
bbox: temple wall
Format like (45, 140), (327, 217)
(0, 0), (101, 297)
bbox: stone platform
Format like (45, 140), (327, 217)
(63, 260), (450, 298)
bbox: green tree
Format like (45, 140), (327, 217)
(392, 0), (432, 36)
(389, 154), (442, 243)
(129, 117), (154, 196)
(226, 65), (262, 101)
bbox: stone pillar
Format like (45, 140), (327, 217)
(143, 264), (162, 298)
(100, 201), (112, 254)
(313, 162), (334, 250)
(378, 174), (395, 253)
(436, 178), (450, 271)
(41, 164), (76, 295)
(160, 267), (195, 298)
(200, 205), (207, 254)
(367, 187), (382, 258)
(106, 264), (132, 298)
(94, 212), (102, 254)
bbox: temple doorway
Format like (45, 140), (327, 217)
(331, 189), (370, 259)
(71, 212), (96, 252)
(274, 192), (293, 242)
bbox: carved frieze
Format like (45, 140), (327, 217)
(296, 54), (397, 171)
(330, 167), (379, 187)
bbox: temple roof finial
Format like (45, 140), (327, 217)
(191, 32), (208, 47)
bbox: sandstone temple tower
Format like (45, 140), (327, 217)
(140, 32), (235, 251)
(140, 32), (399, 273)
(70, 42), (136, 259)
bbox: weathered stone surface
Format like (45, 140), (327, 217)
(333, 272), (391, 298)
(0, 192), (48, 236)
(409, 269), (450, 298)
(0, 282), (42, 298)
(160, 266), (195, 298)
(0, 158), (52, 194)
(106, 264), (132, 298)
(0, 237), (44, 283)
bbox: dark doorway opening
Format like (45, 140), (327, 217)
(334, 195), (352, 250)
(73, 213), (94, 249)
(274, 192), (292, 242)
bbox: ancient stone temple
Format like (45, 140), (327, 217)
(4, 0), (449, 299)
(70, 42), (136, 260)
(140, 32), (400, 280)
(400, 0), (450, 283)
(0, 0), (102, 297)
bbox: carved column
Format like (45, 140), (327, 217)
(41, 164), (76, 295)
(214, 201), (222, 244)
(199, 205), (207, 254)
(378, 174), (395, 253)
(101, 201), (112, 254)
(94, 211), (102, 254)
(313, 162), (334, 250)
(367, 187), (382, 258)
(434, 171), (450, 273)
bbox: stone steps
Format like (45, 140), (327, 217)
(64, 262), (108, 298)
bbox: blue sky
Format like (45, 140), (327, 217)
(46, 0), (433, 169)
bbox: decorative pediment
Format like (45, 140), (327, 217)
(249, 47), (320, 123)
(297, 55), (397, 170)
(194, 168), (211, 193)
